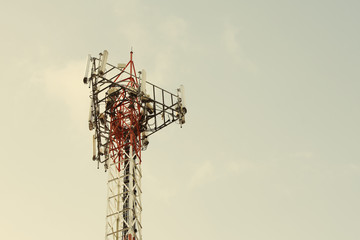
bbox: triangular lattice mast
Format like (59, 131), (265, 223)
(84, 50), (187, 240)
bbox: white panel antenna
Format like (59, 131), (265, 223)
(83, 54), (91, 84)
(99, 50), (108, 75)
(88, 100), (94, 130)
(179, 84), (186, 109)
(140, 69), (147, 94)
(177, 85), (187, 125)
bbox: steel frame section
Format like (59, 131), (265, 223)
(106, 151), (142, 240)
(105, 52), (142, 240)
(85, 50), (187, 240)
(87, 55), (185, 168)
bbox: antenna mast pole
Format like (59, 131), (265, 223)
(84, 50), (187, 240)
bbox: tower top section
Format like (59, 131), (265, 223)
(84, 50), (187, 170)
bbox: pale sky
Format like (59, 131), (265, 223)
(1, 0), (359, 240)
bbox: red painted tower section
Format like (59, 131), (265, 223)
(108, 52), (142, 171)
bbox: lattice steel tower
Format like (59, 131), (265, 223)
(83, 50), (187, 240)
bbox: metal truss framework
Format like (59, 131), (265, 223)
(84, 50), (187, 240)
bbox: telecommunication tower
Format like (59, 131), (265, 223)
(83, 50), (187, 240)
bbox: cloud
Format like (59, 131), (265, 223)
(221, 22), (258, 73)
(189, 161), (215, 189)
(223, 23), (241, 53)
(290, 151), (314, 159)
(225, 159), (244, 174)
(145, 171), (177, 204)
(30, 59), (89, 127)
(112, 1), (189, 85)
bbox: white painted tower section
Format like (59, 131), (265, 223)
(105, 149), (142, 240)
